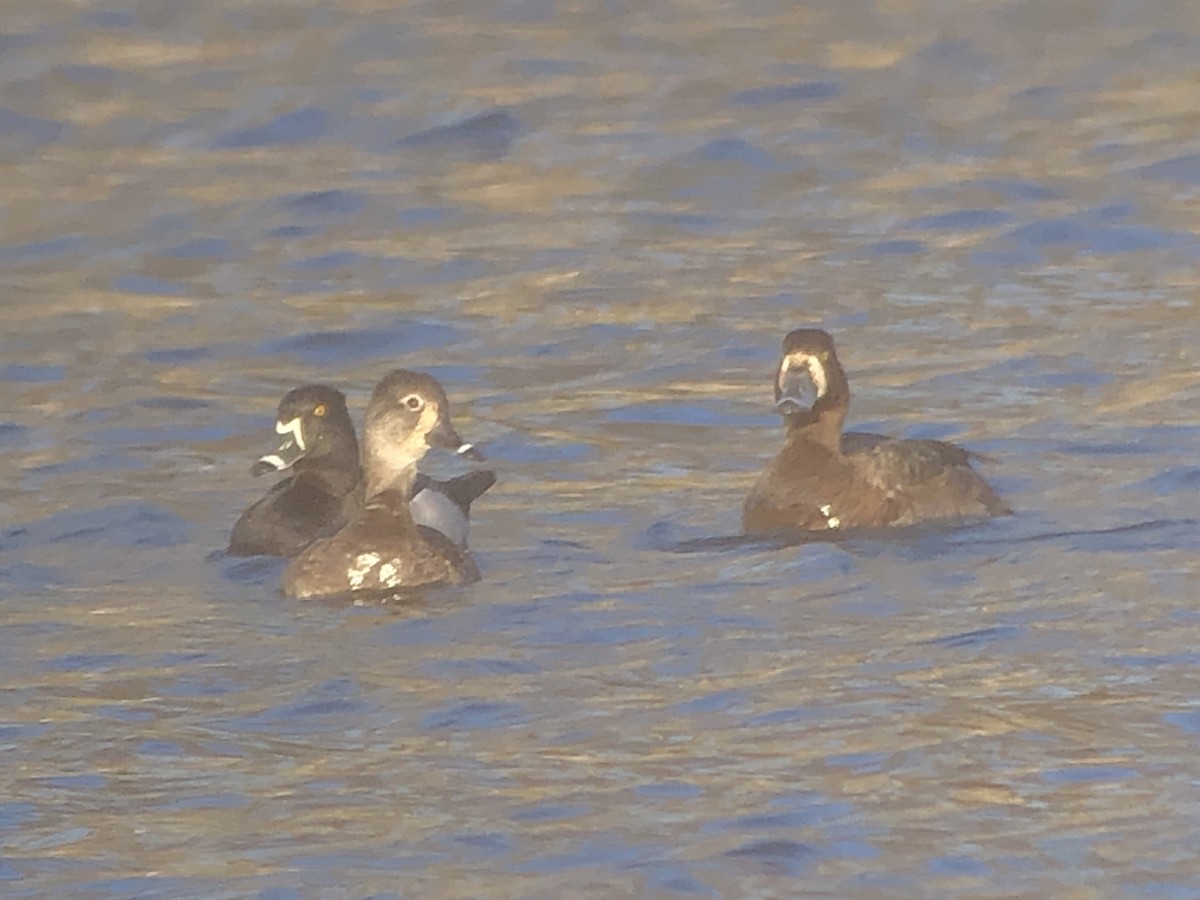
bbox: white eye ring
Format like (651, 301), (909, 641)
(402, 394), (425, 411)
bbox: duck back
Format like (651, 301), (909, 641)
(852, 437), (1010, 524)
(282, 490), (479, 600)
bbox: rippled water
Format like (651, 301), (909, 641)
(3, 0), (1199, 896)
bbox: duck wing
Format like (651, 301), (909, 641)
(743, 438), (901, 532)
(841, 431), (890, 454)
(411, 470), (497, 513)
(416, 525), (481, 585)
(229, 473), (354, 557)
(282, 491), (480, 599)
(848, 437), (1009, 521)
(851, 437), (973, 485)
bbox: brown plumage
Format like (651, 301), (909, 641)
(229, 382), (495, 557)
(282, 490), (479, 600)
(283, 370), (484, 600)
(743, 329), (1009, 533)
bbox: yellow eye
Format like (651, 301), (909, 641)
(314, 404), (326, 417)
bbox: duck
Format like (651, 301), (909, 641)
(230, 386), (495, 557)
(282, 370), (483, 600)
(743, 328), (1010, 533)
(228, 385), (361, 557)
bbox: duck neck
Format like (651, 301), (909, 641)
(306, 458), (361, 495)
(297, 447), (360, 493)
(785, 390), (848, 454)
(296, 413), (361, 492)
(362, 436), (420, 500)
(811, 398), (847, 452)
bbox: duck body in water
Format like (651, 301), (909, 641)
(743, 328), (1010, 534)
(231, 384), (495, 557)
(283, 370), (483, 600)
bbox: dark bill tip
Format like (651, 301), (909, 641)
(774, 397), (808, 416)
(251, 455), (288, 476)
(427, 416), (481, 459)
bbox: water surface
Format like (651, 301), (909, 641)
(2, 0), (1199, 896)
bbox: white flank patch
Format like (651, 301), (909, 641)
(349, 552), (381, 589)
(378, 562), (400, 587)
(819, 504), (841, 529)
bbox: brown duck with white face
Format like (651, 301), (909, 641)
(283, 370), (485, 600)
(743, 328), (1010, 533)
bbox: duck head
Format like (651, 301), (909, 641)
(252, 385), (358, 476)
(362, 369), (483, 498)
(773, 328), (850, 445)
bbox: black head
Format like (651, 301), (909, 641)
(252, 385), (358, 475)
(774, 328), (849, 418)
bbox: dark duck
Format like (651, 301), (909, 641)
(743, 328), (1010, 533)
(229, 385), (361, 557)
(231, 385), (494, 557)
(283, 370), (483, 600)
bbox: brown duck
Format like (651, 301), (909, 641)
(283, 370), (484, 600)
(743, 329), (1010, 533)
(230, 383), (494, 557)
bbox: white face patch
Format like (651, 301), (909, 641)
(783, 352), (827, 398)
(276, 416), (306, 451)
(348, 552), (381, 589)
(417, 403), (439, 444)
(776, 352), (828, 413)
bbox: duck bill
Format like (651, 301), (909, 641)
(427, 416), (485, 461)
(774, 365), (812, 416)
(251, 416), (308, 475)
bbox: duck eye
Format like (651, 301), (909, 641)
(403, 394), (424, 411)
(313, 404), (326, 417)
